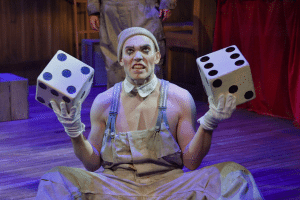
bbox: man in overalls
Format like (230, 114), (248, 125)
(87, 0), (176, 89)
(36, 27), (264, 199)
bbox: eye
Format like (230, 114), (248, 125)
(142, 47), (150, 54)
(126, 49), (134, 55)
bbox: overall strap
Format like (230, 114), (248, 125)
(105, 82), (122, 138)
(155, 79), (170, 132)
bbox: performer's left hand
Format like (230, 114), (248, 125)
(159, 9), (171, 21)
(198, 94), (237, 131)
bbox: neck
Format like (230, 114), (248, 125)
(127, 74), (154, 87)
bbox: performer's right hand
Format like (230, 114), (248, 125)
(89, 15), (100, 31)
(159, 9), (171, 21)
(50, 101), (85, 138)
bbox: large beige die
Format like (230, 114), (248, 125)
(196, 45), (256, 106)
(35, 50), (94, 112)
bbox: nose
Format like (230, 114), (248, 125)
(134, 51), (143, 61)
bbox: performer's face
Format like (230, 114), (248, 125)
(120, 35), (161, 84)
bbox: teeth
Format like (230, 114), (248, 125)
(133, 65), (145, 69)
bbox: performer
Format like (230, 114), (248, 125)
(36, 27), (263, 199)
(87, 0), (176, 89)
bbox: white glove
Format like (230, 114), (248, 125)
(198, 94), (237, 131)
(50, 100), (85, 138)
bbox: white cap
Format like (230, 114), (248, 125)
(117, 27), (160, 62)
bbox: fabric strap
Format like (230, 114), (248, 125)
(104, 82), (122, 139)
(155, 80), (170, 132)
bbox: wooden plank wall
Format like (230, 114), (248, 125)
(0, 0), (74, 64)
(163, 0), (217, 102)
(0, 0), (195, 64)
(0, 0), (98, 85)
(0, 0), (216, 95)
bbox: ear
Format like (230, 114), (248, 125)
(119, 58), (124, 67)
(154, 51), (161, 65)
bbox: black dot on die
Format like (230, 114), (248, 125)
(43, 72), (52, 81)
(81, 91), (86, 99)
(51, 89), (59, 96)
(81, 67), (90, 75)
(57, 53), (67, 61)
(235, 60), (245, 66)
(208, 70), (218, 76)
(62, 69), (72, 78)
(39, 82), (47, 90)
(37, 97), (45, 103)
(204, 63), (214, 69)
(67, 86), (76, 94)
(229, 85), (238, 93)
(63, 96), (71, 103)
(226, 47), (235, 52)
(230, 53), (240, 59)
(200, 56), (210, 62)
(213, 79), (222, 88)
(245, 91), (254, 99)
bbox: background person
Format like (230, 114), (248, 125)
(87, 0), (176, 88)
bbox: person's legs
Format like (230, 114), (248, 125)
(145, 166), (221, 199)
(146, 162), (263, 200)
(36, 166), (86, 199)
(214, 161), (264, 199)
(36, 166), (144, 199)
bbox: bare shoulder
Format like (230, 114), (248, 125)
(88, 86), (114, 145)
(90, 87), (114, 121)
(167, 82), (196, 120)
(167, 82), (194, 105)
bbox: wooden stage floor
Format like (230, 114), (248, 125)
(0, 85), (300, 199)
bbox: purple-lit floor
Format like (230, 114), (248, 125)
(0, 85), (300, 199)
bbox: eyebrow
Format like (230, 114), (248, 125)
(124, 44), (152, 50)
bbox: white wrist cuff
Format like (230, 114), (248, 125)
(197, 114), (218, 131)
(65, 123), (85, 138)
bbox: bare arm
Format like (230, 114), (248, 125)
(177, 91), (236, 170)
(71, 134), (100, 172)
(71, 93), (109, 172)
(175, 90), (213, 170)
(182, 126), (213, 170)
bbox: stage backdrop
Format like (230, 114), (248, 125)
(213, 0), (300, 128)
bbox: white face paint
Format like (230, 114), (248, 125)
(119, 35), (161, 86)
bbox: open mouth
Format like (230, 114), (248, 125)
(132, 64), (146, 69)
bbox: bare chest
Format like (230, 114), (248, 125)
(106, 90), (180, 139)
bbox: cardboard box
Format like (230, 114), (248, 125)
(0, 74), (28, 121)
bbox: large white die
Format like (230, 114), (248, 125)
(196, 45), (256, 106)
(35, 50), (94, 111)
